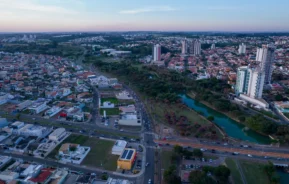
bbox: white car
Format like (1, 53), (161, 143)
(148, 179), (151, 184)
(247, 154), (253, 157)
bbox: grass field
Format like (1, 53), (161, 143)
(239, 160), (270, 184)
(82, 138), (118, 171)
(100, 108), (120, 115)
(225, 158), (243, 184)
(101, 97), (119, 105)
(161, 150), (173, 170)
(47, 134), (118, 171)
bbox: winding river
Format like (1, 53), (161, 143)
(181, 94), (271, 144)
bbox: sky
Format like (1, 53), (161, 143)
(1, 0), (289, 32)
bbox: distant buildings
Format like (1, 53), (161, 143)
(189, 40), (201, 56)
(181, 40), (188, 54)
(238, 43), (246, 54)
(211, 43), (216, 50)
(153, 44), (161, 61)
(256, 44), (276, 84)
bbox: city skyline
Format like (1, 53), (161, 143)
(1, 0), (289, 32)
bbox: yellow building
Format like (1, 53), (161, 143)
(117, 148), (137, 170)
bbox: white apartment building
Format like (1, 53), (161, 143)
(189, 40), (201, 56)
(181, 40), (188, 54)
(235, 66), (264, 99)
(18, 124), (53, 138)
(238, 43), (246, 54)
(153, 44), (161, 61)
(256, 44), (275, 84)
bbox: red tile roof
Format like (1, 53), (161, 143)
(29, 168), (54, 183)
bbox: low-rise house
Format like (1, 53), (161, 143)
(28, 99), (48, 114)
(45, 106), (62, 117)
(0, 156), (12, 170)
(116, 91), (133, 100)
(49, 128), (66, 142)
(58, 143), (90, 164)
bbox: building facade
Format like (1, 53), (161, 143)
(153, 44), (161, 61)
(256, 44), (275, 84)
(181, 40), (188, 54)
(189, 40), (201, 56)
(238, 43), (246, 54)
(235, 66), (265, 99)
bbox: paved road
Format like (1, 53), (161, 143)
(156, 140), (289, 159)
(0, 150), (137, 183)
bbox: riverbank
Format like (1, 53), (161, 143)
(181, 94), (272, 144)
(186, 93), (271, 138)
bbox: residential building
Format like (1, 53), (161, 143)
(0, 93), (11, 105)
(117, 148), (137, 170)
(106, 177), (132, 184)
(45, 106), (62, 117)
(189, 40), (201, 56)
(238, 43), (246, 54)
(48, 169), (68, 184)
(153, 44), (161, 61)
(18, 124), (53, 138)
(235, 66), (265, 99)
(48, 128), (66, 141)
(256, 44), (275, 84)
(116, 91), (133, 100)
(58, 143), (90, 164)
(28, 99), (47, 114)
(0, 118), (8, 128)
(0, 156), (11, 169)
(211, 43), (216, 49)
(181, 40), (188, 54)
(0, 171), (19, 181)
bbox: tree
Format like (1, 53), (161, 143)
(213, 165), (231, 184)
(193, 149), (203, 158)
(189, 170), (216, 184)
(207, 116), (215, 121)
(173, 145), (183, 154)
(275, 94), (283, 101)
(238, 116), (246, 122)
(163, 165), (182, 184)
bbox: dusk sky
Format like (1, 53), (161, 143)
(1, 0), (289, 32)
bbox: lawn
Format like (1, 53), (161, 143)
(239, 160), (270, 184)
(101, 97), (119, 105)
(225, 158), (243, 184)
(82, 138), (119, 171)
(100, 108), (120, 115)
(47, 134), (118, 171)
(161, 150), (173, 171)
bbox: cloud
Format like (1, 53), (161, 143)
(0, 0), (77, 14)
(207, 6), (240, 11)
(119, 6), (177, 14)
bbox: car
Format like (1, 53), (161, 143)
(200, 148), (206, 152)
(232, 152), (239, 155)
(223, 143), (228, 146)
(209, 159), (213, 163)
(146, 162), (149, 167)
(211, 149), (216, 153)
(148, 179), (151, 184)
(247, 154), (253, 157)
(120, 129), (124, 132)
(243, 145), (249, 148)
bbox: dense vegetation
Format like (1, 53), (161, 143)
(164, 145), (231, 184)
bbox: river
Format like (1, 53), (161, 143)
(181, 94), (271, 144)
